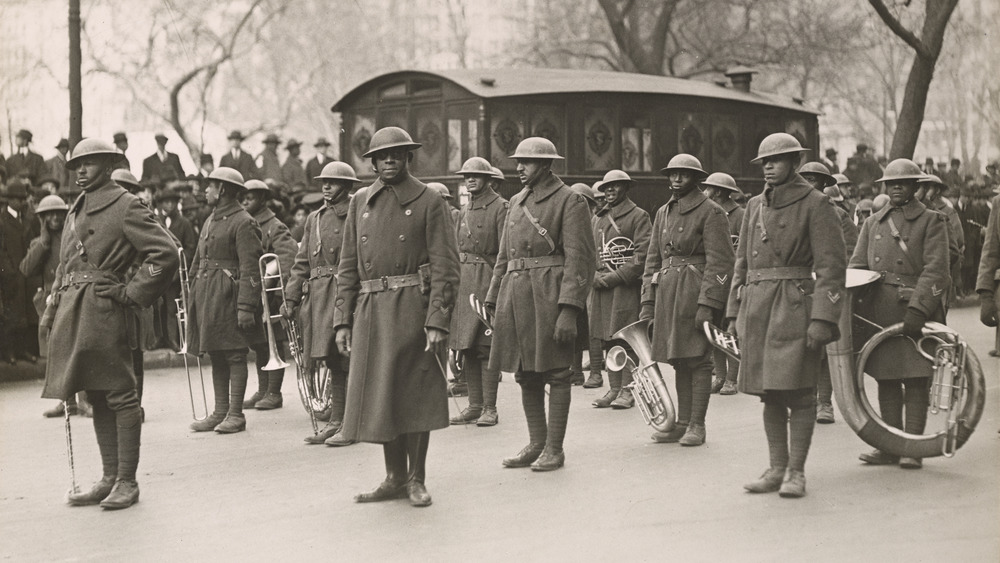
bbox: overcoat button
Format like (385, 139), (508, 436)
(399, 235), (406, 241)
(678, 227), (684, 232)
(363, 212), (369, 219)
(361, 236), (368, 243)
(874, 257), (881, 262)
(405, 210), (412, 216)
(88, 229), (95, 234)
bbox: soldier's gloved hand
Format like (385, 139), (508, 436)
(901, 308), (926, 340)
(805, 319), (837, 350)
(93, 280), (133, 307)
(553, 307), (578, 344)
(425, 327), (448, 356)
(280, 300), (298, 320)
(335, 327), (352, 356)
(593, 273), (609, 289)
(237, 308), (256, 331)
(725, 317), (738, 338)
(980, 292), (998, 327)
(639, 302), (655, 322)
(694, 305), (715, 332)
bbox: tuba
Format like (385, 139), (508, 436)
(175, 247), (209, 421)
(827, 269), (986, 458)
(606, 319), (677, 433)
(600, 232), (636, 270)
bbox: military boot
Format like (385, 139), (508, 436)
(304, 421), (342, 444)
(189, 413), (226, 432)
(816, 403), (835, 424)
(582, 371), (603, 388)
(100, 479), (140, 510)
(859, 449), (898, 465)
(67, 476), (116, 506)
(214, 413), (246, 434)
(450, 405), (483, 425)
(476, 406), (499, 427)
(778, 469), (806, 498)
(254, 393), (283, 410)
(593, 370), (622, 408)
(743, 467), (785, 493)
(679, 422), (706, 446)
(651, 421), (688, 443)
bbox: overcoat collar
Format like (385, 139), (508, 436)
(667, 188), (707, 215)
(524, 171), (563, 203)
(719, 198), (740, 214)
(469, 189), (499, 210)
(211, 200), (244, 220)
(597, 198), (637, 219)
(874, 197), (926, 223)
(364, 174), (426, 207)
(252, 207), (276, 224)
(762, 173), (813, 209)
(82, 180), (127, 215)
(328, 198), (350, 218)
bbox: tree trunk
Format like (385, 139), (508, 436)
(68, 0), (82, 146)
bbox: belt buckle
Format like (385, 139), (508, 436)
(378, 276), (389, 292)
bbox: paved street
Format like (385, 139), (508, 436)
(1, 305), (997, 562)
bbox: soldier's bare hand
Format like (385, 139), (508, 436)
(335, 328), (352, 356)
(425, 327), (448, 356)
(980, 293), (998, 327)
(553, 307), (578, 344)
(237, 309), (255, 331)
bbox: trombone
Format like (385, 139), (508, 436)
(259, 253), (328, 435)
(176, 247), (208, 421)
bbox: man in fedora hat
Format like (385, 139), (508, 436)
(1, 178), (41, 364)
(305, 138), (332, 190)
(281, 138), (307, 188)
(220, 130), (258, 181)
(46, 138), (73, 190)
(112, 132), (131, 171)
(256, 133), (282, 182)
(141, 133), (185, 187)
(7, 129), (46, 185)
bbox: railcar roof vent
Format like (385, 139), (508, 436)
(724, 66), (759, 93)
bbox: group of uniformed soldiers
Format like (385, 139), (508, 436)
(39, 121), (987, 510)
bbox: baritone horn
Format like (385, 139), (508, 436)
(606, 319), (676, 433)
(175, 246), (208, 421)
(258, 253), (290, 371)
(827, 269), (986, 459)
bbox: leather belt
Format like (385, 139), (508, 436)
(746, 267), (813, 284)
(878, 271), (919, 288)
(360, 273), (421, 294)
(506, 255), (564, 273)
(200, 259), (239, 270)
(310, 265), (337, 280)
(663, 255), (706, 267)
(60, 270), (121, 289)
(459, 252), (488, 265)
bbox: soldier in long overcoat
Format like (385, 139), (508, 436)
(40, 139), (178, 509)
(186, 167), (263, 435)
(639, 155), (734, 446)
(849, 159), (950, 470)
(241, 179), (298, 411)
(486, 137), (596, 472)
(799, 161), (860, 425)
(448, 157), (508, 427)
(333, 127), (459, 507)
(727, 133), (846, 498)
(588, 169), (651, 410)
(918, 174), (964, 314)
(701, 172), (744, 397)
(284, 161), (359, 445)
(977, 193), (1000, 354)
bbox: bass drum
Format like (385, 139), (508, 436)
(827, 269), (986, 459)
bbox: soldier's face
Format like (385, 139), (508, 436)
(373, 149), (410, 184)
(801, 174), (826, 192)
(603, 182), (628, 205)
(886, 181), (917, 206)
(322, 180), (350, 204)
(464, 174), (488, 195)
(74, 157), (110, 191)
(703, 185), (721, 200)
(761, 155), (796, 186)
(205, 180), (221, 206)
(43, 212), (64, 232)
(241, 191), (267, 215)
(669, 171), (698, 195)
(516, 159), (548, 187)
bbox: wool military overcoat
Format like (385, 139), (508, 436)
(286, 199), (348, 360)
(726, 175), (846, 395)
(186, 200), (263, 354)
(976, 194), (1000, 295)
(334, 175), (460, 443)
(486, 171), (596, 373)
(588, 198), (651, 341)
(849, 198), (949, 380)
(450, 189), (507, 351)
(642, 190), (734, 362)
(41, 180), (178, 398)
